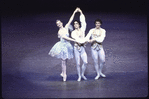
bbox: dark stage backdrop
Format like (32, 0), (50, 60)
(1, 0), (148, 15)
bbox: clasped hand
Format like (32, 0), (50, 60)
(74, 7), (82, 13)
(75, 38), (88, 44)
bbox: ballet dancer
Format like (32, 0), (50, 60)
(48, 8), (79, 81)
(86, 19), (106, 80)
(71, 8), (88, 81)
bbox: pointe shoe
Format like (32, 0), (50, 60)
(63, 75), (67, 82)
(100, 72), (106, 77)
(77, 77), (81, 81)
(95, 75), (100, 80)
(82, 75), (87, 80)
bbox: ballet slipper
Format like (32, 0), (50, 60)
(95, 74), (100, 80)
(77, 76), (81, 81)
(100, 72), (106, 77)
(63, 74), (67, 82)
(82, 75), (87, 80)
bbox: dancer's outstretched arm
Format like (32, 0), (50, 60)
(58, 32), (76, 42)
(65, 8), (79, 29)
(85, 29), (92, 42)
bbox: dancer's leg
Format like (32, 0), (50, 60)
(60, 60), (64, 77)
(98, 47), (106, 77)
(91, 48), (100, 79)
(81, 48), (88, 80)
(62, 59), (67, 81)
(74, 47), (81, 81)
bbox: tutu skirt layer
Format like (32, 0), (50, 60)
(48, 41), (73, 60)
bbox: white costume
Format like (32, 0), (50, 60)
(71, 14), (88, 81)
(86, 27), (106, 79)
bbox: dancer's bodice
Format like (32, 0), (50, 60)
(91, 29), (102, 39)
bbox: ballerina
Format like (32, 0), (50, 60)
(86, 19), (106, 80)
(48, 8), (79, 81)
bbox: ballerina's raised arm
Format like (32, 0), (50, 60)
(56, 8), (80, 42)
(65, 7), (79, 29)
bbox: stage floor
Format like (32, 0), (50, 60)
(2, 12), (148, 98)
(2, 71), (148, 98)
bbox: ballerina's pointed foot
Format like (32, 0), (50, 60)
(100, 72), (106, 77)
(77, 77), (81, 81)
(82, 75), (87, 80)
(95, 75), (100, 80)
(63, 75), (67, 82)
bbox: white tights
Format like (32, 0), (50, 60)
(91, 47), (106, 79)
(61, 59), (67, 81)
(74, 46), (88, 81)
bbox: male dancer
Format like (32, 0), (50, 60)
(86, 19), (106, 80)
(71, 8), (88, 81)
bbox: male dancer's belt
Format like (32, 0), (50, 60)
(91, 41), (102, 50)
(74, 43), (85, 50)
